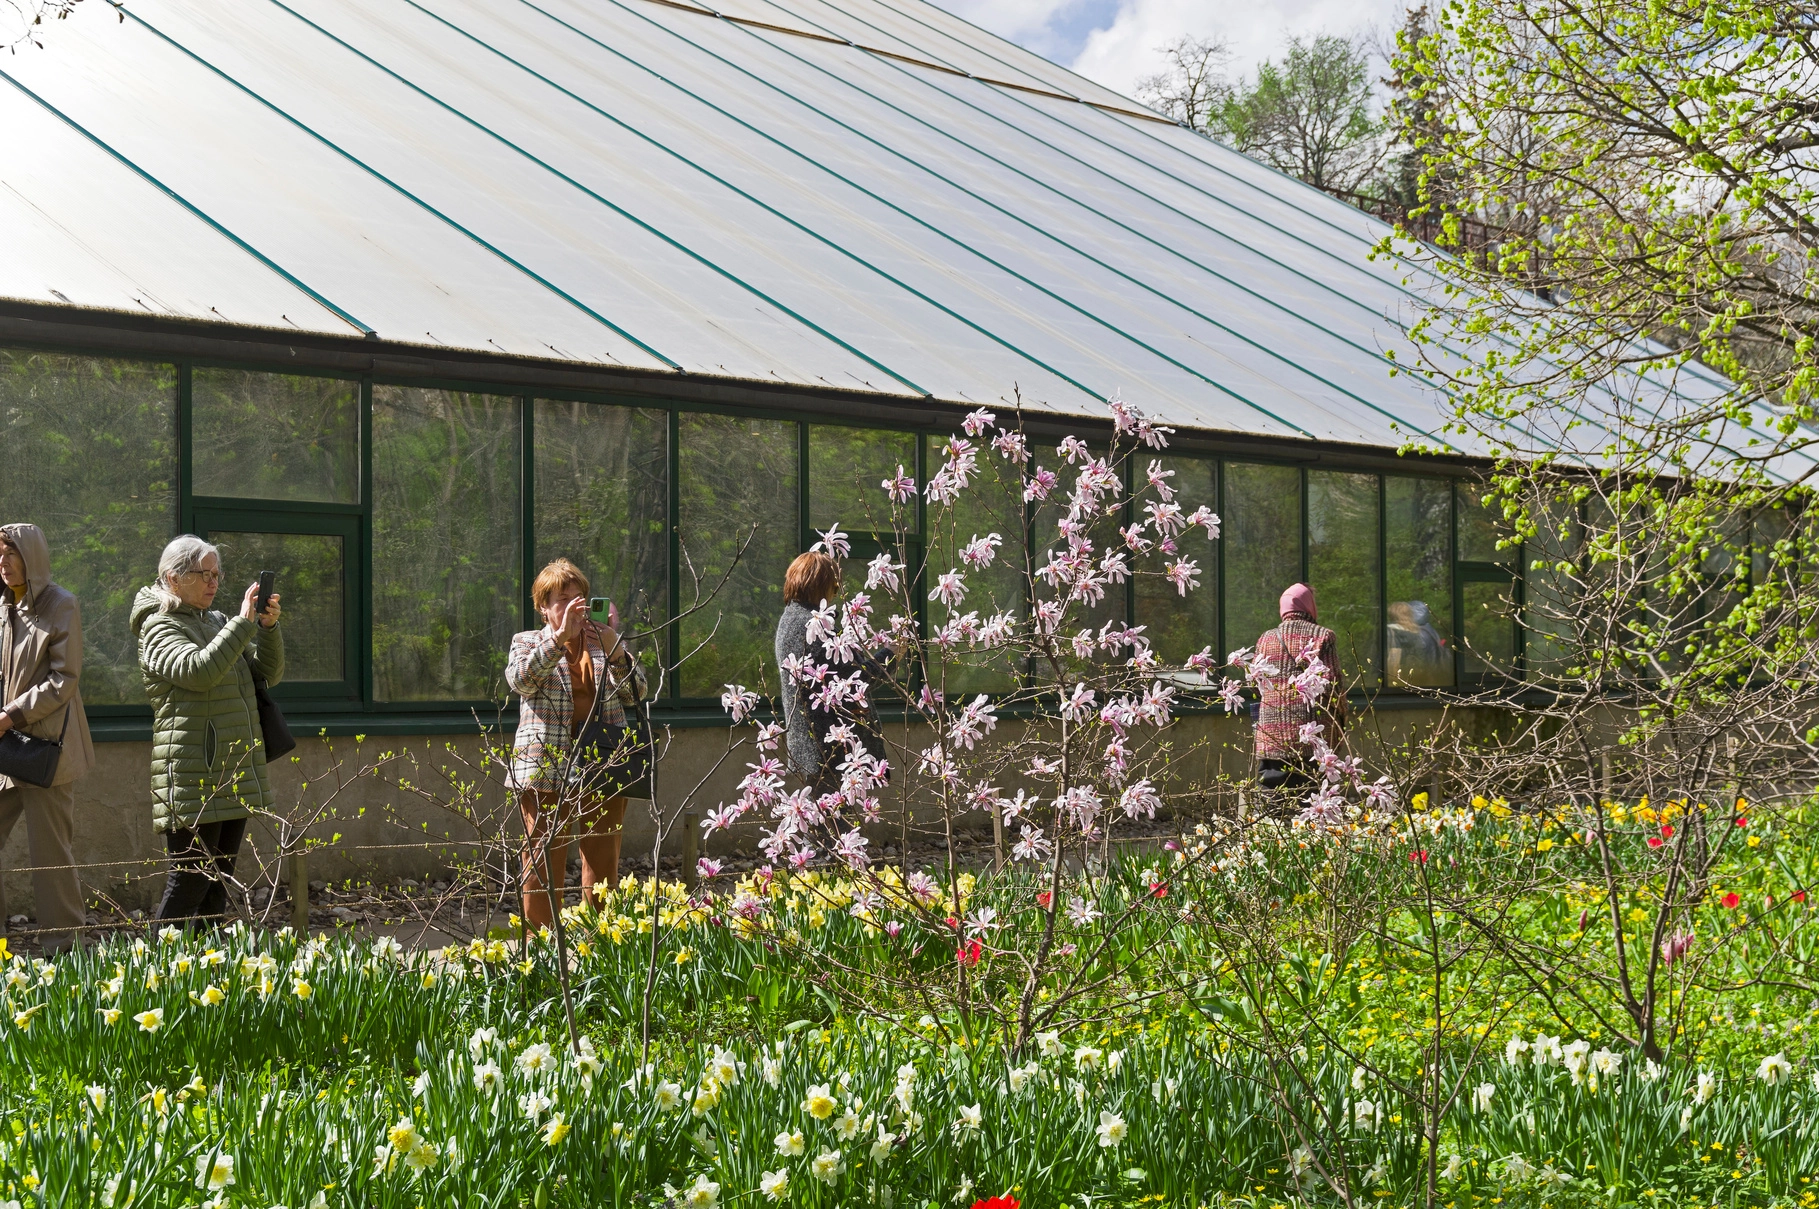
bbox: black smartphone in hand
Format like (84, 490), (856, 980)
(255, 570), (276, 617)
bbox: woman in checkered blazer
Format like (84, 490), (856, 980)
(505, 558), (646, 927)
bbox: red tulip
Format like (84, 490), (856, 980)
(1647, 837), (1664, 849)
(1408, 850), (1429, 864)
(1661, 824), (1675, 839)
(1036, 891), (1053, 910)
(956, 939), (983, 967)
(1795, 890), (1808, 904)
(971, 1198), (1021, 1209)
(1721, 892), (1741, 910)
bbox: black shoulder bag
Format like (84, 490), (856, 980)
(0, 704), (69, 788)
(570, 644), (652, 798)
(245, 649), (296, 763)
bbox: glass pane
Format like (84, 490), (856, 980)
(1133, 456), (1218, 665)
(1385, 476), (1454, 687)
(535, 400), (668, 668)
(213, 531), (344, 682)
(0, 350), (176, 706)
(1457, 481), (1512, 564)
(679, 414), (799, 698)
(1223, 462), (1302, 657)
(371, 387), (522, 701)
(1525, 495), (1580, 674)
(929, 442), (1026, 694)
(810, 425), (918, 535)
(1308, 470), (1380, 685)
(191, 367), (360, 504)
(1461, 579), (1517, 677)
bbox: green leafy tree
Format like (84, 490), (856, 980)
(1213, 34), (1387, 195)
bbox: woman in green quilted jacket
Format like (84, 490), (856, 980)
(129, 535), (283, 925)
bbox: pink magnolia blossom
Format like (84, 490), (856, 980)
(1185, 505), (1221, 539)
(811, 525), (851, 558)
(1012, 825), (1053, 862)
(1145, 460), (1176, 501)
(962, 408), (997, 436)
(1057, 435), (1090, 464)
(1145, 499), (1186, 537)
(1218, 678), (1246, 714)
(883, 465), (917, 503)
(805, 600), (837, 644)
(1023, 467), (1058, 502)
(721, 685), (761, 723)
(960, 532), (1003, 568)
(1186, 647), (1216, 673)
(754, 721), (784, 752)
(1060, 683), (1097, 722)
(697, 857), (724, 880)
(1165, 558), (1201, 596)
(929, 571), (968, 608)
(992, 430), (1029, 463)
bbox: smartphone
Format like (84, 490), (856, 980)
(589, 596), (612, 623)
(254, 570), (276, 617)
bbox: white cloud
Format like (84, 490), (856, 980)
(935, 0), (1410, 104)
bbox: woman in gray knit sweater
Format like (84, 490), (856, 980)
(773, 552), (887, 792)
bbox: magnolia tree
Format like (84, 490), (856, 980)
(695, 399), (1385, 1047)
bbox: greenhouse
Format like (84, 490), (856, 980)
(0, 0), (1529, 745)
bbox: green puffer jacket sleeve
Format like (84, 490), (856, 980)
(139, 609), (255, 692)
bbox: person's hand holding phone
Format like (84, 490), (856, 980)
(555, 594), (590, 647)
(239, 581), (283, 628)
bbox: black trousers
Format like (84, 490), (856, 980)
(154, 818), (247, 925)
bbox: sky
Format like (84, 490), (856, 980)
(930, 0), (1410, 104)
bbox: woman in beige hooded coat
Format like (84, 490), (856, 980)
(0, 523), (94, 951)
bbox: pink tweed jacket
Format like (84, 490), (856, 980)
(505, 623), (646, 791)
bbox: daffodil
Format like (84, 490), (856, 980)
(682, 1173), (720, 1208)
(811, 1149), (845, 1185)
(952, 1103), (983, 1136)
(85, 1085), (106, 1111)
(194, 1151), (235, 1192)
(775, 1130), (805, 1156)
(1759, 1053), (1793, 1086)
(473, 1061), (504, 1093)
(760, 1169), (789, 1201)
(133, 1008), (163, 1033)
(292, 978), (313, 1001)
(1096, 1109), (1128, 1148)
(196, 985), (226, 1007)
(542, 1113), (570, 1146)
(655, 1081), (684, 1112)
(803, 1082), (836, 1119)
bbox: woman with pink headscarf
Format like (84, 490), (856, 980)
(1252, 583), (1347, 790)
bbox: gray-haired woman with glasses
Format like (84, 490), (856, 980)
(129, 535), (283, 925)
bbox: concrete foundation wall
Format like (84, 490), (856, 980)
(0, 705), (1454, 917)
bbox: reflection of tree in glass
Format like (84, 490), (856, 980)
(371, 387), (520, 702)
(1224, 463), (1301, 653)
(191, 368), (359, 504)
(1133, 457), (1218, 665)
(0, 350), (176, 705)
(679, 414), (797, 699)
(810, 426), (916, 536)
(1308, 470), (1380, 684)
(535, 401), (668, 676)
(214, 531), (344, 683)
(1386, 476), (1453, 687)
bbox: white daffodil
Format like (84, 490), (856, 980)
(870, 1125), (896, 1162)
(803, 1083), (836, 1120)
(1590, 1048), (1622, 1077)
(1531, 1034), (1563, 1066)
(411, 1071), (432, 1098)
(1351, 1064), (1368, 1092)
(518, 1091), (553, 1123)
(1095, 1109), (1127, 1148)
(1695, 1070), (1717, 1104)
(1354, 1099), (1378, 1131)
(683, 1174), (720, 1209)
(1441, 1153), (1465, 1181)
(468, 1027), (498, 1059)
(542, 1114), (570, 1146)
(655, 1081), (684, 1112)
(1472, 1082), (1495, 1112)
(811, 1149), (845, 1185)
(953, 1103), (983, 1136)
(1036, 1030), (1062, 1057)
(760, 1170), (789, 1201)
(832, 1109), (861, 1140)
(1758, 1053), (1793, 1086)
(761, 1055), (783, 1087)
(133, 1008), (164, 1033)
(516, 1043), (554, 1076)
(473, 1062), (504, 1094)
(1504, 1154), (1535, 1182)
(775, 1130), (805, 1157)
(194, 1151), (235, 1192)
(86, 1085), (106, 1111)
(707, 1047), (740, 1087)
(1073, 1045), (1104, 1072)
(1504, 1036), (1530, 1065)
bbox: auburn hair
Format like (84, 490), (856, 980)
(783, 551), (840, 607)
(531, 558), (591, 611)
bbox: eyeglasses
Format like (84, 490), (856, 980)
(182, 569), (222, 585)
